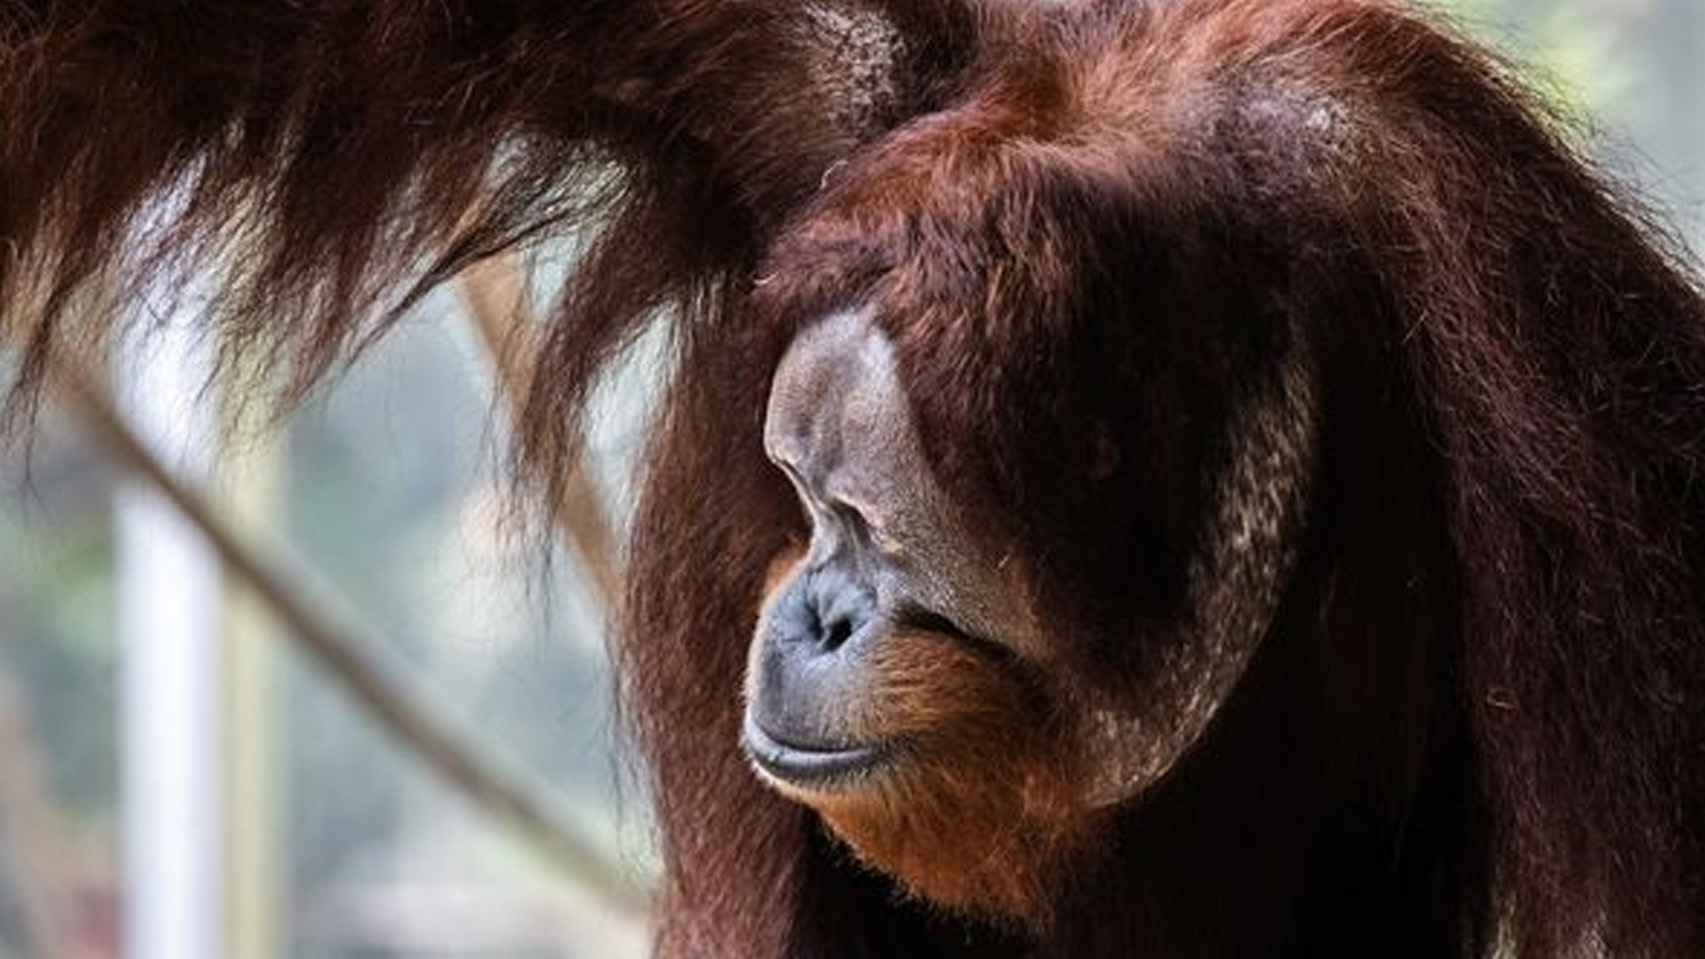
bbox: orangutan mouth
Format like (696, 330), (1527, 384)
(740, 713), (896, 790)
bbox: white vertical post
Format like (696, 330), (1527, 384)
(116, 314), (224, 959)
(223, 391), (285, 959)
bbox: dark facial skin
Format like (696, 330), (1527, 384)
(737, 308), (1319, 921)
(743, 308), (1045, 773)
(740, 309), (1078, 919)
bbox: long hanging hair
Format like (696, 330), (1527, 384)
(5, 2), (1705, 957)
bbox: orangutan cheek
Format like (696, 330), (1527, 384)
(767, 627), (1092, 923)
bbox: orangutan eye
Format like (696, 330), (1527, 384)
(869, 524), (904, 556)
(894, 602), (963, 638)
(830, 498), (902, 555)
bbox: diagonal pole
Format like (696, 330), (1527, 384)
(42, 349), (651, 916)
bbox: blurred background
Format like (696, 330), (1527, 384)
(1, 2), (1701, 957)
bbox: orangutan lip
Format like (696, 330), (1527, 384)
(740, 714), (893, 788)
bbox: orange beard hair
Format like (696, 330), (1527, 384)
(786, 627), (1090, 924)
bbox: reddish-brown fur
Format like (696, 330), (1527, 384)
(755, 520), (1080, 923)
(752, 607), (1084, 923)
(6, 1), (1705, 957)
